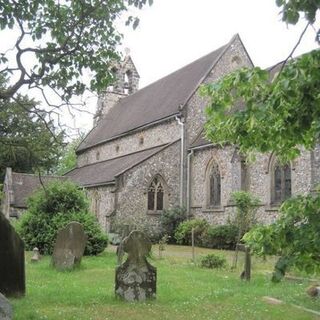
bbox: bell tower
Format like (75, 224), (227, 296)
(93, 49), (140, 126)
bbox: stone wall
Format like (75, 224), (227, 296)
(185, 36), (254, 145)
(86, 186), (115, 232)
(113, 141), (181, 236)
(190, 145), (314, 225)
(190, 145), (236, 225)
(77, 119), (180, 167)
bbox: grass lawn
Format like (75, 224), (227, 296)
(10, 245), (320, 320)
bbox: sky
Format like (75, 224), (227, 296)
(120, 0), (318, 88)
(1, 0), (319, 133)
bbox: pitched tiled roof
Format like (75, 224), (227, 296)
(77, 36), (240, 153)
(11, 173), (66, 208)
(66, 143), (177, 187)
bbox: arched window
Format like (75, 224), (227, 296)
(124, 70), (133, 94)
(272, 161), (291, 204)
(208, 162), (221, 207)
(148, 176), (166, 211)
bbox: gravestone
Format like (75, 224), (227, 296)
(0, 293), (12, 320)
(115, 230), (157, 301)
(237, 244), (251, 281)
(31, 247), (40, 263)
(52, 222), (87, 271)
(0, 212), (25, 297)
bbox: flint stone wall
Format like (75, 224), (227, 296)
(190, 145), (314, 225)
(86, 186), (115, 232)
(77, 119), (179, 167)
(114, 141), (180, 235)
(185, 36), (253, 145)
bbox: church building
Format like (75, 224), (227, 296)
(3, 35), (319, 234)
(65, 34), (320, 234)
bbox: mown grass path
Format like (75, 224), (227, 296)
(11, 245), (320, 320)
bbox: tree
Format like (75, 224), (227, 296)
(230, 191), (260, 268)
(203, 1), (319, 162)
(54, 134), (85, 176)
(243, 192), (320, 282)
(0, 0), (152, 102)
(0, 76), (63, 180)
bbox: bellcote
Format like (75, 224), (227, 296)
(94, 51), (140, 126)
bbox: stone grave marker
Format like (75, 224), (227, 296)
(237, 244), (251, 281)
(0, 293), (12, 320)
(52, 222), (87, 271)
(115, 230), (157, 301)
(31, 247), (40, 263)
(0, 212), (25, 297)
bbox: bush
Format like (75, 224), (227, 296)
(200, 224), (239, 250)
(244, 192), (320, 282)
(17, 180), (108, 255)
(160, 207), (187, 243)
(200, 253), (227, 269)
(175, 219), (209, 245)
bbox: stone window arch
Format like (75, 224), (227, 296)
(147, 175), (167, 212)
(270, 158), (292, 204)
(206, 160), (221, 207)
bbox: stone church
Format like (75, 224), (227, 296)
(64, 34), (320, 233)
(3, 34), (319, 234)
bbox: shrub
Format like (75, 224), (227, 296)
(175, 219), (209, 245)
(200, 253), (227, 269)
(17, 180), (108, 255)
(160, 207), (187, 243)
(244, 192), (320, 282)
(200, 224), (239, 250)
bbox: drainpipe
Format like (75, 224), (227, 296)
(175, 114), (185, 207)
(187, 149), (194, 218)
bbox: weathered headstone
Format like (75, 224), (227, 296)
(31, 247), (40, 263)
(0, 212), (25, 297)
(0, 293), (12, 320)
(115, 230), (157, 301)
(237, 244), (251, 281)
(52, 222), (87, 271)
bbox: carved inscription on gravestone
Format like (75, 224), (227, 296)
(0, 212), (25, 297)
(115, 230), (157, 301)
(52, 222), (87, 271)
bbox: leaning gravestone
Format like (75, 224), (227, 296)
(0, 212), (25, 297)
(0, 293), (12, 320)
(115, 230), (157, 301)
(52, 222), (87, 271)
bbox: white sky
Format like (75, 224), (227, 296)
(120, 0), (318, 88)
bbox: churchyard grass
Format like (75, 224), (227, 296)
(11, 245), (320, 320)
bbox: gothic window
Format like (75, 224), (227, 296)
(272, 162), (291, 204)
(147, 176), (166, 212)
(208, 162), (221, 207)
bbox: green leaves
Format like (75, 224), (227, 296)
(244, 192), (320, 281)
(0, 0), (152, 100)
(0, 76), (64, 179)
(203, 50), (320, 162)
